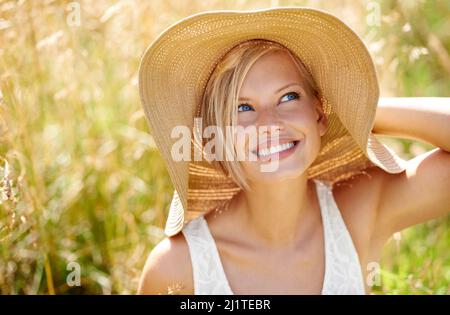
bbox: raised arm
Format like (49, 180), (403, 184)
(372, 97), (450, 240)
(373, 97), (450, 152)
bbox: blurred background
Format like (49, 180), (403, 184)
(0, 0), (448, 294)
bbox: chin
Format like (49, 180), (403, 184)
(259, 166), (307, 182)
(253, 173), (301, 184)
(244, 157), (310, 183)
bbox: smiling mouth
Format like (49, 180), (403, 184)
(253, 140), (300, 158)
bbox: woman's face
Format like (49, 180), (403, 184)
(235, 50), (327, 184)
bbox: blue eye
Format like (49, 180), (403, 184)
(280, 92), (300, 103)
(238, 104), (254, 112)
(238, 92), (299, 112)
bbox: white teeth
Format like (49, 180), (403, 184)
(258, 141), (295, 157)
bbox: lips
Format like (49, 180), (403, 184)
(251, 139), (302, 158)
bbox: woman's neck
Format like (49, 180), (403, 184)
(233, 173), (316, 249)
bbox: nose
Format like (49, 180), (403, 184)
(255, 107), (284, 136)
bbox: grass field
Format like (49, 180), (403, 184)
(0, 0), (448, 294)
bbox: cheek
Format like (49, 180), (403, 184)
(280, 114), (319, 140)
(279, 105), (315, 124)
(232, 133), (262, 164)
(236, 116), (257, 130)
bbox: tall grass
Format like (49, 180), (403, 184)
(0, 0), (448, 294)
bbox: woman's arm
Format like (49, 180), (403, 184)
(371, 97), (450, 241)
(373, 97), (450, 152)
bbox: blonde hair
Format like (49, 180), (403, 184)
(199, 39), (322, 190)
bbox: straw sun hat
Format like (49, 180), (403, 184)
(138, 7), (407, 237)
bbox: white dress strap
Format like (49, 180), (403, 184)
(181, 215), (233, 295)
(313, 179), (366, 294)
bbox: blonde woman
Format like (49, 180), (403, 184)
(137, 8), (450, 295)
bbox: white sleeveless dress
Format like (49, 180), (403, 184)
(181, 179), (366, 295)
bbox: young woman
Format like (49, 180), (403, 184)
(137, 7), (450, 294)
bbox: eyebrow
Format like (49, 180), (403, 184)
(238, 82), (302, 101)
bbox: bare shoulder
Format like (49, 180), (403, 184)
(332, 165), (386, 219)
(332, 149), (450, 260)
(374, 149), (450, 235)
(137, 232), (193, 295)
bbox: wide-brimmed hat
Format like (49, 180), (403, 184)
(139, 7), (407, 237)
